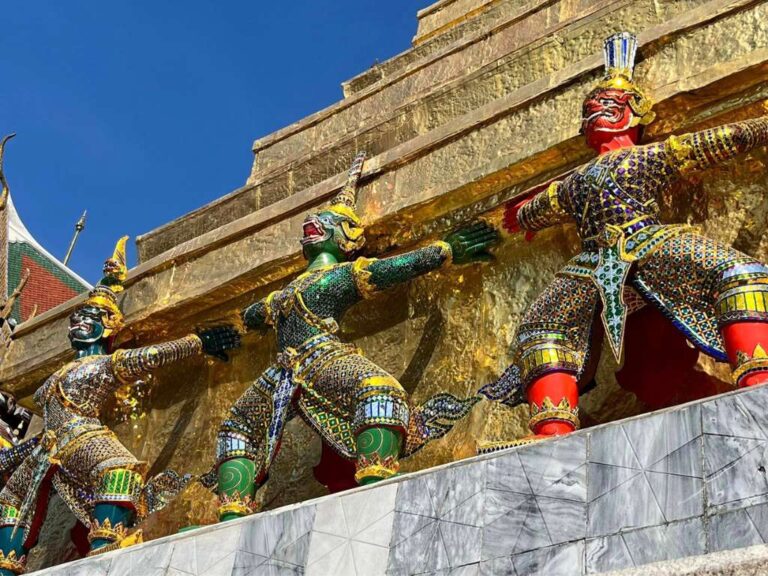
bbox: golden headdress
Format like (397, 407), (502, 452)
(593, 32), (655, 127)
(327, 151), (366, 226)
(82, 235), (129, 337)
(321, 152), (367, 254)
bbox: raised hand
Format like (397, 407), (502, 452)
(443, 220), (499, 265)
(198, 325), (242, 361)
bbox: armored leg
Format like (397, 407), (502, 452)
(0, 456), (38, 576)
(717, 257), (768, 385)
(514, 275), (596, 438)
(88, 468), (144, 555)
(722, 323), (768, 386)
(216, 378), (275, 522)
(355, 427), (402, 485)
(636, 233), (768, 388)
(217, 457), (258, 522)
(302, 351), (410, 485)
(352, 371), (409, 484)
(0, 506), (25, 576)
(527, 373), (579, 436)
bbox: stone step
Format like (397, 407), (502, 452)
(413, 0), (499, 47)
(27, 383), (768, 575)
(342, 0), (536, 97)
(135, 0), (720, 262)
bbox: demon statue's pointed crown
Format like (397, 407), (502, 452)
(582, 32), (655, 135)
(80, 235), (129, 338)
(301, 152), (367, 260)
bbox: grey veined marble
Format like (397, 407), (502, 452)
(27, 385), (768, 576)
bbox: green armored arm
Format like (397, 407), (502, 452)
(666, 115), (768, 175)
(111, 327), (240, 382)
(351, 221), (498, 297)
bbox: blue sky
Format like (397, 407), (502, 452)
(0, 2), (418, 283)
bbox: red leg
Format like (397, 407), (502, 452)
(527, 371), (579, 436)
(722, 321), (768, 387)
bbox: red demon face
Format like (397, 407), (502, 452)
(582, 88), (637, 135)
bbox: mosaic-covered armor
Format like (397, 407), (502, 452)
(215, 153), (498, 521)
(0, 238), (239, 575)
(481, 32), (768, 445)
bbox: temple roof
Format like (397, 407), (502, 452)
(5, 195), (90, 322)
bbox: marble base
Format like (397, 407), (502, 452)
(30, 384), (768, 575)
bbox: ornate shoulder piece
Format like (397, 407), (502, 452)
(263, 291), (278, 326)
(351, 257), (378, 299)
(666, 134), (698, 174)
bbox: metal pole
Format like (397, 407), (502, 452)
(63, 210), (86, 266)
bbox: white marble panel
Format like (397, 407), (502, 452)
(620, 518), (706, 567)
(622, 406), (701, 469)
(238, 504), (315, 570)
(586, 534), (635, 574)
(511, 541), (585, 576)
(588, 425), (642, 469)
(108, 540), (175, 576)
(519, 434), (587, 502)
(486, 450), (531, 495)
(702, 389), (768, 439)
(704, 435), (768, 513)
(306, 484), (396, 576)
(708, 507), (765, 553)
(587, 468), (665, 537)
(481, 490), (550, 560)
(645, 471), (703, 522)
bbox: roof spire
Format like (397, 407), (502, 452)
(63, 209), (87, 266)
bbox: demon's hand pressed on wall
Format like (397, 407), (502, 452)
(444, 221), (499, 264)
(198, 325), (242, 361)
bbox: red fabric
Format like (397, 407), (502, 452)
(313, 441), (357, 494)
(617, 306), (727, 409)
(19, 255), (80, 322)
(527, 372), (579, 435)
(70, 522), (89, 559)
(722, 321), (768, 387)
(502, 198), (534, 239)
(23, 464), (58, 549)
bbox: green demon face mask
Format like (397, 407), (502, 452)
(300, 207), (366, 263)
